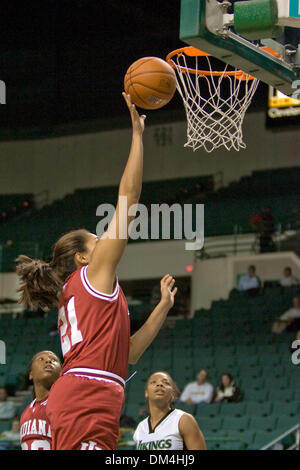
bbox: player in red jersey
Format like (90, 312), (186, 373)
(16, 93), (178, 450)
(20, 350), (61, 450)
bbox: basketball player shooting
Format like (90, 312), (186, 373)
(16, 93), (177, 450)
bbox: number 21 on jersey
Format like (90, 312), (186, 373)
(58, 297), (83, 356)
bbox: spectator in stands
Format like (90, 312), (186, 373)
(0, 387), (16, 420)
(272, 295), (300, 334)
(214, 373), (243, 403)
(237, 265), (261, 296)
(179, 369), (214, 405)
(0, 417), (21, 449)
(251, 206), (275, 253)
(279, 267), (299, 288)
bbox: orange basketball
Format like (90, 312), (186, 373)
(124, 57), (177, 110)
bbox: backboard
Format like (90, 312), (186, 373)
(180, 0), (300, 96)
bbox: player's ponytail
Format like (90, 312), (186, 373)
(16, 256), (61, 311)
(16, 228), (90, 311)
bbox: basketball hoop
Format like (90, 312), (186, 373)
(166, 46), (260, 153)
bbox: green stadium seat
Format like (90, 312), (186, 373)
(216, 336), (238, 347)
(236, 345), (258, 355)
(152, 359), (172, 371)
(0, 420), (12, 434)
(263, 365), (286, 377)
(17, 393), (33, 417)
(264, 376), (290, 390)
(218, 403), (246, 418)
(276, 416), (299, 432)
(288, 371), (300, 390)
(124, 403), (143, 421)
(173, 332), (193, 350)
(194, 403), (220, 418)
(248, 416), (277, 432)
(258, 355), (283, 367)
(239, 377), (265, 390)
(271, 401), (299, 417)
(196, 416), (223, 433)
(213, 346), (236, 357)
(219, 440), (246, 450)
(173, 352), (192, 365)
(236, 356), (260, 368)
(250, 430), (282, 450)
(214, 354), (238, 367)
(268, 389), (295, 402)
(228, 430), (256, 448)
(221, 416), (249, 432)
(257, 345), (279, 355)
(212, 366), (241, 380)
(177, 403), (197, 415)
(206, 440), (223, 450)
(193, 356), (215, 370)
(245, 402), (272, 417)
(244, 389), (269, 402)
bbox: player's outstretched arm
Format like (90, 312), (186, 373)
(178, 414), (207, 450)
(87, 93), (146, 294)
(128, 275), (177, 364)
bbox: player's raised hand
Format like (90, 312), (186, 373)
(122, 92), (146, 135)
(160, 274), (177, 310)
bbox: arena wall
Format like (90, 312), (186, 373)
(1, 110), (300, 203)
(191, 251), (300, 312)
(3, 238), (300, 314)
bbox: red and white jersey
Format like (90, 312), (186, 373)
(58, 266), (130, 389)
(20, 398), (52, 450)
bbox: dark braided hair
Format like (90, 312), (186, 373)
(16, 229), (90, 311)
(144, 371), (180, 415)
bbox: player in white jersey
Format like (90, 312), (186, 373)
(133, 371), (206, 450)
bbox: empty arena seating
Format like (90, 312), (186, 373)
(1, 167), (300, 271)
(123, 284), (300, 450)
(0, 194), (33, 226)
(0, 285), (299, 449)
(0, 175), (212, 271)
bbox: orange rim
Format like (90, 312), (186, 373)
(166, 45), (282, 81)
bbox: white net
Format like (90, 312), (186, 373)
(168, 50), (259, 153)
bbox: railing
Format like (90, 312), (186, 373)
(195, 223), (297, 259)
(261, 424), (300, 450)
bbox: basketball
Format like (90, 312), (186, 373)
(124, 57), (177, 110)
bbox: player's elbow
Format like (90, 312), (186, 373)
(119, 184), (141, 205)
(128, 354), (139, 365)
(128, 347), (142, 365)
